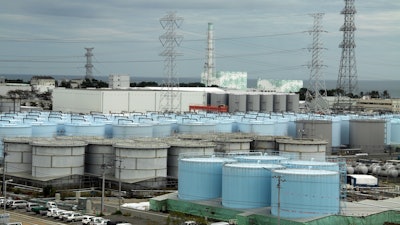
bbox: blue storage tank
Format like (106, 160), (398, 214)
(339, 115), (350, 145)
(112, 123), (153, 138)
(274, 118), (289, 136)
(331, 117), (341, 148)
(271, 169), (340, 218)
(178, 157), (236, 200)
(237, 120), (275, 135)
(235, 155), (287, 164)
(178, 122), (216, 134)
(391, 119), (400, 144)
(31, 122), (58, 137)
(214, 119), (235, 133)
(222, 163), (283, 209)
(282, 160), (339, 172)
(152, 122), (172, 137)
(64, 122), (106, 137)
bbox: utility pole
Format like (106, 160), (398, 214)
(273, 175), (286, 225)
(117, 158), (122, 211)
(100, 154), (110, 215)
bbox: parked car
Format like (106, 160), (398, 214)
(81, 215), (95, 225)
(58, 210), (73, 220)
(52, 209), (66, 219)
(65, 212), (85, 222)
(46, 208), (59, 217)
(25, 202), (40, 212)
(10, 200), (28, 209)
(88, 217), (105, 225)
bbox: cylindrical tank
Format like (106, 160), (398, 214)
(178, 157), (236, 200)
(390, 119), (400, 144)
(31, 139), (86, 178)
(0, 123), (32, 159)
(283, 160), (339, 172)
(112, 123), (153, 138)
(85, 139), (115, 176)
(166, 139), (216, 178)
(31, 122), (58, 137)
(273, 94), (287, 112)
(276, 138), (327, 161)
(114, 141), (169, 180)
(349, 119), (386, 154)
(214, 138), (253, 153)
(64, 123), (106, 137)
(210, 93), (229, 106)
(178, 122), (216, 134)
(295, 119), (333, 154)
(246, 94), (260, 112)
(235, 155), (287, 164)
(286, 94), (299, 113)
(222, 163), (283, 209)
(228, 93), (247, 113)
(354, 163), (369, 174)
(237, 120), (275, 136)
(251, 136), (291, 152)
(214, 119), (235, 133)
(271, 169), (340, 218)
(260, 94), (273, 113)
(3, 137), (33, 173)
(274, 118), (289, 136)
(152, 122), (172, 137)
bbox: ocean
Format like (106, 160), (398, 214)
(3, 74), (400, 98)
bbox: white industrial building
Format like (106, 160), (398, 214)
(52, 87), (219, 113)
(108, 74), (130, 89)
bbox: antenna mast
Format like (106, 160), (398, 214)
(159, 12), (183, 112)
(85, 47), (94, 80)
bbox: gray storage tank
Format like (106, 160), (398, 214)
(228, 93), (247, 113)
(85, 139), (116, 176)
(273, 94), (287, 112)
(260, 94), (274, 113)
(166, 139), (216, 178)
(286, 94), (299, 112)
(210, 93), (229, 106)
(3, 137), (34, 173)
(31, 139), (86, 178)
(246, 94), (260, 112)
(349, 119), (386, 155)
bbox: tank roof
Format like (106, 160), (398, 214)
(273, 168), (338, 175)
(181, 157), (236, 163)
(166, 139), (216, 147)
(285, 160), (338, 166)
(113, 141), (169, 149)
(276, 138), (328, 145)
(225, 163), (284, 169)
(30, 139), (87, 147)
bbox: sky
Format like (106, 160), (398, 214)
(0, 0), (399, 82)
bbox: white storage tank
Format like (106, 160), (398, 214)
(31, 139), (86, 178)
(166, 139), (216, 178)
(277, 138), (327, 161)
(3, 137), (34, 173)
(222, 163), (284, 209)
(0, 123), (32, 159)
(178, 157), (236, 200)
(271, 169), (340, 218)
(114, 141), (169, 180)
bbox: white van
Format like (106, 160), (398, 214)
(10, 200), (27, 209)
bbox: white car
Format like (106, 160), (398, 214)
(81, 215), (94, 225)
(52, 209), (66, 219)
(59, 210), (73, 220)
(46, 208), (58, 217)
(65, 212), (85, 222)
(89, 217), (106, 225)
(93, 218), (110, 225)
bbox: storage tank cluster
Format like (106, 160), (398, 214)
(178, 154), (340, 219)
(347, 161), (400, 178)
(209, 92), (299, 113)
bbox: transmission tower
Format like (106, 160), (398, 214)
(305, 13), (329, 114)
(335, 0), (358, 112)
(85, 47), (94, 80)
(204, 22), (215, 87)
(158, 12), (183, 112)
